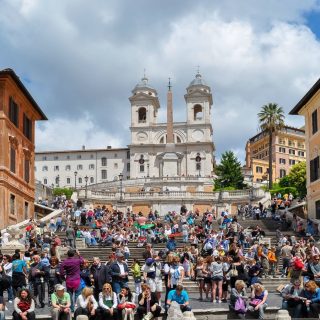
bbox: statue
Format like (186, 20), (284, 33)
(1, 225), (25, 254)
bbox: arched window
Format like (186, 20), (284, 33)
(194, 104), (203, 120)
(160, 136), (164, 144)
(138, 107), (147, 123)
(280, 169), (286, 178)
(176, 136), (181, 143)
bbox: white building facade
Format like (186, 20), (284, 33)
(35, 72), (215, 188)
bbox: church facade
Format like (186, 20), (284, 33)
(35, 72), (215, 189)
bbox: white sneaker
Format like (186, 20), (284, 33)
(213, 300), (216, 303)
(218, 300), (222, 303)
(8, 300), (12, 304)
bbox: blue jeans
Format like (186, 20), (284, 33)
(112, 281), (128, 294)
(67, 284), (82, 312)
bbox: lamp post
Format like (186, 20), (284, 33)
(74, 171), (78, 190)
(119, 173), (124, 202)
(84, 175), (88, 201)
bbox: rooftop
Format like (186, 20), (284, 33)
(35, 146), (129, 155)
(0, 68), (47, 120)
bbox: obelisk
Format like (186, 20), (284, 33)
(166, 78), (174, 144)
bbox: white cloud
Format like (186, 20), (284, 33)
(1, 1), (320, 164)
(35, 113), (123, 151)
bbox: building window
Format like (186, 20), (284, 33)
(77, 164), (83, 170)
(280, 169), (286, 178)
(140, 165), (145, 172)
(67, 178), (71, 184)
(288, 140), (295, 147)
(127, 151), (130, 159)
(24, 202), (29, 220)
(23, 114), (32, 140)
(43, 178), (47, 185)
(176, 136), (182, 143)
(160, 137), (165, 144)
(256, 166), (263, 173)
(289, 149), (295, 155)
(196, 163), (201, 171)
(194, 104), (203, 120)
(298, 151), (305, 157)
(89, 164), (95, 170)
(66, 155), (70, 160)
(289, 159), (296, 165)
(310, 156), (320, 182)
(24, 159), (30, 183)
(10, 194), (15, 215)
(42, 166), (48, 171)
(101, 170), (107, 180)
(90, 154), (94, 159)
(9, 97), (19, 127)
(54, 156), (59, 160)
(90, 177), (94, 183)
(279, 158), (286, 164)
(101, 157), (107, 166)
(77, 155), (81, 159)
(279, 138), (285, 145)
(78, 177), (82, 184)
(54, 166), (59, 171)
(298, 142), (305, 149)
(65, 165), (71, 171)
(138, 107), (147, 123)
(114, 163), (118, 169)
(127, 163), (130, 172)
(312, 109), (318, 134)
(279, 147), (286, 153)
(42, 156), (47, 161)
(114, 153), (117, 158)
(10, 146), (16, 173)
(316, 200), (320, 220)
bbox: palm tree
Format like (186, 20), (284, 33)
(258, 103), (285, 189)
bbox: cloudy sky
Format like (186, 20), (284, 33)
(1, 0), (320, 163)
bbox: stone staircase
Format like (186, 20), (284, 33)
(54, 216), (294, 293)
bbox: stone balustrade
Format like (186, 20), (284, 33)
(79, 188), (266, 202)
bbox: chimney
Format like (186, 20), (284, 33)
(107, 146), (112, 149)
(166, 78), (174, 144)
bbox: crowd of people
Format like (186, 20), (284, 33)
(0, 195), (318, 319)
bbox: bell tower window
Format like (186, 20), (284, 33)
(138, 107), (147, 123)
(194, 104), (203, 120)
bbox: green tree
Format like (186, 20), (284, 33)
(281, 161), (307, 197)
(258, 103), (285, 189)
(214, 151), (244, 189)
(53, 187), (73, 199)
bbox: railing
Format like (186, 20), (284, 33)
(84, 189), (266, 202)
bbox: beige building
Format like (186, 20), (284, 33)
(245, 126), (306, 183)
(290, 78), (320, 219)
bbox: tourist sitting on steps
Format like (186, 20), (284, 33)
(281, 279), (304, 318)
(137, 284), (161, 320)
(229, 280), (248, 319)
(74, 287), (98, 320)
(97, 283), (118, 320)
(13, 288), (35, 320)
(51, 284), (71, 320)
(166, 284), (191, 314)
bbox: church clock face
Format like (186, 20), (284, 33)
(192, 129), (204, 142)
(137, 131), (148, 142)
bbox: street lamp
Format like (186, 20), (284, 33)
(119, 173), (124, 202)
(84, 175), (88, 201)
(74, 171), (78, 189)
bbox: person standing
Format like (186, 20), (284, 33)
(65, 226), (75, 248)
(281, 241), (293, 277)
(60, 249), (84, 312)
(90, 257), (109, 300)
(11, 253), (27, 297)
(110, 252), (129, 294)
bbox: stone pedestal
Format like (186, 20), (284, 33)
(275, 309), (291, 320)
(75, 238), (86, 249)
